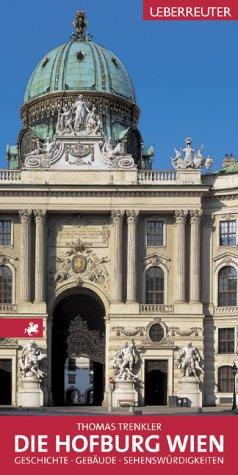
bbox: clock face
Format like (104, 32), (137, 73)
(72, 255), (87, 274)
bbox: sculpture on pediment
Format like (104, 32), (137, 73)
(57, 107), (74, 134)
(172, 137), (213, 171)
(85, 106), (102, 135)
(102, 139), (124, 160)
(176, 342), (204, 380)
(56, 97), (102, 136)
(19, 341), (46, 380)
(74, 95), (91, 132)
(24, 138), (60, 168)
(113, 339), (141, 381)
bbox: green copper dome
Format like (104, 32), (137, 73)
(24, 37), (135, 104)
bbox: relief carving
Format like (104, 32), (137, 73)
(49, 238), (110, 292)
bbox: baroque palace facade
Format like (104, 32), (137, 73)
(0, 11), (238, 408)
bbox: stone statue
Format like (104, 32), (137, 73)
(113, 339), (140, 380)
(182, 137), (194, 167)
(73, 95), (90, 132)
(19, 341), (46, 380)
(57, 107), (74, 134)
(102, 139), (124, 160)
(85, 106), (101, 135)
(172, 137), (213, 171)
(204, 156), (213, 169)
(176, 342), (204, 379)
(25, 138), (56, 159)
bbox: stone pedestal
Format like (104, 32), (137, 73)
(112, 379), (138, 408)
(177, 377), (202, 408)
(17, 377), (44, 408)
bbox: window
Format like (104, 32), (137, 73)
(149, 323), (165, 343)
(0, 220), (11, 246)
(218, 328), (235, 354)
(146, 221), (164, 246)
(0, 266), (12, 304)
(220, 221), (236, 246)
(218, 266), (237, 307)
(76, 51), (85, 61)
(68, 375), (76, 384)
(146, 267), (164, 304)
(68, 358), (76, 371)
(218, 366), (234, 392)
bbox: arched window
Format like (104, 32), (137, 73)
(218, 266), (237, 307)
(0, 265), (12, 304)
(146, 267), (164, 304)
(218, 366), (234, 393)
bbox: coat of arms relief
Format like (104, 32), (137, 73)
(49, 237), (110, 293)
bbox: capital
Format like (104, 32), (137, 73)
(19, 209), (32, 224)
(34, 209), (47, 223)
(190, 210), (202, 224)
(126, 210), (139, 223)
(175, 210), (187, 224)
(111, 209), (124, 224)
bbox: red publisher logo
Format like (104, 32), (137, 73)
(143, 0), (238, 20)
(0, 318), (43, 338)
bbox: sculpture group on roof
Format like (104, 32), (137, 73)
(172, 137), (213, 170)
(56, 95), (102, 136)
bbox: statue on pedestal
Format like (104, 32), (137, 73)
(176, 342), (204, 380)
(113, 339), (140, 380)
(19, 341), (46, 380)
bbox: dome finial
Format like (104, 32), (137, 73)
(72, 11), (88, 40)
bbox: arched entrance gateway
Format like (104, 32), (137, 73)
(51, 289), (105, 406)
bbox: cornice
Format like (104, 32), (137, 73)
(0, 189), (206, 198)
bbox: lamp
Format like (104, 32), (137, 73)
(232, 362), (237, 411)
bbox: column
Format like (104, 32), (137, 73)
(174, 210), (187, 303)
(19, 209), (32, 302)
(201, 213), (212, 304)
(126, 210), (139, 303)
(190, 210), (202, 303)
(111, 210), (124, 303)
(34, 209), (46, 302)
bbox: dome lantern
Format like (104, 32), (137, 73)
(72, 11), (88, 41)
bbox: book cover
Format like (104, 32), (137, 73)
(0, 1), (237, 474)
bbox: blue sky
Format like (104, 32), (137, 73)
(0, 0), (238, 170)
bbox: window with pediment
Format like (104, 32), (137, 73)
(218, 266), (237, 307)
(220, 221), (236, 246)
(218, 366), (233, 393)
(0, 220), (11, 246)
(0, 265), (12, 303)
(146, 267), (164, 304)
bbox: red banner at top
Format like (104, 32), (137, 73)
(143, 0), (238, 20)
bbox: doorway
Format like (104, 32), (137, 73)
(51, 290), (105, 406)
(0, 359), (12, 405)
(144, 359), (168, 405)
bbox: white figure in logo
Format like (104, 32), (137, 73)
(24, 322), (39, 337)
